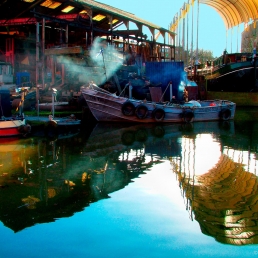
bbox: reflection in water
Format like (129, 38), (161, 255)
(0, 120), (258, 247)
(170, 121), (258, 245)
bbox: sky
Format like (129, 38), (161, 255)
(97, 0), (244, 58)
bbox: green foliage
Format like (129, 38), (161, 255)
(188, 48), (215, 66)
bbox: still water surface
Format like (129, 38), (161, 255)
(1, 108), (258, 258)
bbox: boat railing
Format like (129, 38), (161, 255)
(1, 114), (25, 121)
(82, 83), (117, 97)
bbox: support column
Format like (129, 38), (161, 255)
(149, 28), (155, 61)
(36, 21), (40, 104)
(86, 31), (88, 48)
(107, 15), (113, 45)
(84, 7), (93, 46)
(136, 23), (143, 74)
(164, 35), (166, 62)
(124, 21), (129, 64)
(254, 57), (258, 87)
(61, 64), (65, 86)
(160, 31), (166, 62)
(5, 38), (14, 68)
(42, 18), (45, 90)
(51, 56), (55, 86)
(88, 9), (93, 45)
(59, 24), (63, 45)
(65, 24), (69, 47)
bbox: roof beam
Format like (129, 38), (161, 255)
(0, 14), (80, 26)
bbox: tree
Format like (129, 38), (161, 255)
(188, 49), (214, 67)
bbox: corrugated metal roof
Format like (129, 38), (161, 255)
(77, 0), (173, 34)
(0, 0), (174, 38)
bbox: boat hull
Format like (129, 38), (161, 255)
(81, 88), (236, 123)
(205, 57), (258, 106)
(206, 63), (257, 91)
(0, 119), (29, 137)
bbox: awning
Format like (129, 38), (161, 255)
(170, 0), (258, 31)
(200, 0), (258, 29)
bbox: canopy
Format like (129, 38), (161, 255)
(200, 0), (258, 29)
(170, 0), (258, 31)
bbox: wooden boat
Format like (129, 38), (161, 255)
(26, 87), (81, 137)
(26, 114), (81, 139)
(0, 88), (31, 137)
(81, 85), (236, 123)
(0, 117), (31, 137)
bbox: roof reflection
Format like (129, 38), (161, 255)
(171, 121), (258, 245)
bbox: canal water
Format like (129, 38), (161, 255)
(1, 108), (258, 258)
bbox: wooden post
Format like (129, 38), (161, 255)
(150, 28), (155, 61)
(36, 21), (40, 104)
(62, 64), (65, 85)
(163, 35), (165, 62)
(42, 18), (45, 90)
(65, 24), (69, 47)
(90, 15), (93, 44)
(107, 15), (113, 45)
(51, 56), (55, 86)
(255, 57), (258, 88)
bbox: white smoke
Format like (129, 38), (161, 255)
(57, 37), (123, 87)
(89, 37), (123, 85)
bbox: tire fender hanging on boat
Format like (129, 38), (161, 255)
(18, 124), (31, 136)
(152, 108), (165, 121)
(219, 108), (231, 121)
(183, 109), (194, 123)
(135, 104), (148, 119)
(121, 101), (135, 116)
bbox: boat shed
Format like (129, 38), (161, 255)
(0, 0), (176, 92)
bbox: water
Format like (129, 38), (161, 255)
(1, 108), (258, 258)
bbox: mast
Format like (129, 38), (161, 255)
(196, 0), (199, 66)
(191, 0), (194, 76)
(101, 47), (108, 82)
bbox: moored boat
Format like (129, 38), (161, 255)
(81, 85), (236, 123)
(0, 117), (31, 137)
(203, 51), (258, 106)
(26, 114), (81, 139)
(0, 89), (31, 137)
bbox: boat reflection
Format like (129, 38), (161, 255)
(0, 120), (258, 246)
(0, 130), (165, 233)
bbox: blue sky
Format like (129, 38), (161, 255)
(97, 0), (244, 57)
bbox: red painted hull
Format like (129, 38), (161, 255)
(0, 127), (21, 137)
(0, 119), (29, 137)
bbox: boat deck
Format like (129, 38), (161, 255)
(26, 116), (81, 125)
